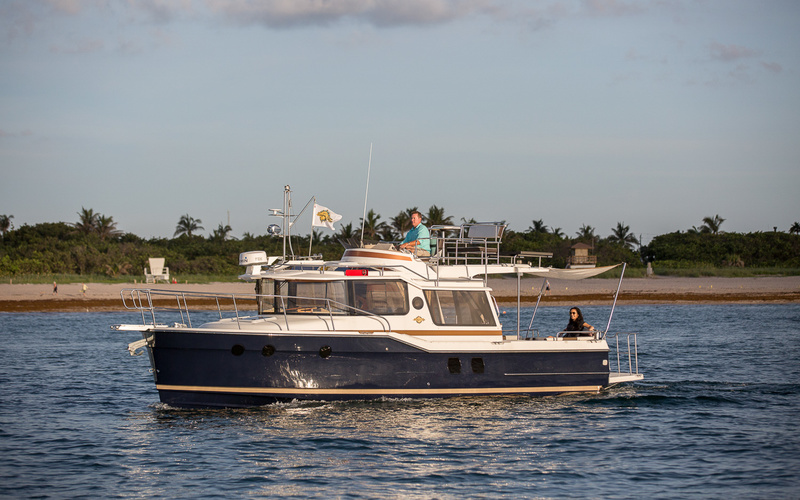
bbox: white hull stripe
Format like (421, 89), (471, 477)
(156, 384), (603, 395)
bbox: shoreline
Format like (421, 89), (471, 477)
(1, 276), (798, 312)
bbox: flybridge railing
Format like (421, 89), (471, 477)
(119, 289), (392, 332)
(429, 223), (508, 267)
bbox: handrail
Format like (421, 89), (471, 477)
(609, 332), (640, 376)
(119, 288), (393, 332)
(430, 222), (507, 268)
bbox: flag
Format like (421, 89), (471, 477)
(312, 204), (342, 230)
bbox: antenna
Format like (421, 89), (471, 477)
(360, 143), (373, 248)
(309, 196), (316, 256)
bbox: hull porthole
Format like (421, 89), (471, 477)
(319, 346), (332, 358)
(262, 345), (275, 357)
(447, 357), (461, 374)
(231, 344), (245, 356)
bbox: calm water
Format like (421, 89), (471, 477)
(1, 304), (799, 499)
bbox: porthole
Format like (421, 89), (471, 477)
(262, 345), (275, 357)
(447, 357), (461, 374)
(319, 345), (332, 358)
(231, 344), (245, 356)
(471, 357), (485, 374)
(412, 297), (424, 310)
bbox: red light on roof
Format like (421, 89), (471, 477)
(344, 269), (369, 276)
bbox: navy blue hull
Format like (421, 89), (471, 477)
(148, 330), (610, 408)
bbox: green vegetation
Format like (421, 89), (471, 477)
(1, 210), (799, 282)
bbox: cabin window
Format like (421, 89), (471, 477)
(424, 290), (496, 327)
(350, 280), (409, 316)
(275, 280), (348, 315)
(256, 279), (275, 314)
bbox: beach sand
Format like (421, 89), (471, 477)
(1, 276), (798, 312)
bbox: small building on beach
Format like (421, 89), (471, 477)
(566, 242), (597, 269)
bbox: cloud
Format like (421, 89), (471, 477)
(1, 0), (675, 39)
(203, 0), (502, 29)
(760, 61), (783, 74)
(581, 0), (644, 17)
(0, 128), (34, 139)
(49, 38), (104, 54)
(708, 42), (759, 62)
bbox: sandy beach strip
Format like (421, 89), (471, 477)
(1, 276), (798, 312)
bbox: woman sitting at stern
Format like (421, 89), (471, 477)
(563, 306), (595, 337)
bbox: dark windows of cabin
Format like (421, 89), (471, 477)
(274, 280), (348, 315)
(256, 278), (275, 314)
(258, 279), (409, 316)
(424, 290), (496, 327)
(350, 280), (409, 316)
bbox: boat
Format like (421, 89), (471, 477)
(112, 186), (643, 408)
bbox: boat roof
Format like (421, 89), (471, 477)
(239, 246), (619, 284)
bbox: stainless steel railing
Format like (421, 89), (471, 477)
(120, 288), (392, 332)
(609, 332), (640, 376)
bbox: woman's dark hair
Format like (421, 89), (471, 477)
(567, 306), (585, 331)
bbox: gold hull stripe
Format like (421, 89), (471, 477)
(392, 330), (502, 336)
(156, 384), (602, 395)
(343, 249), (413, 261)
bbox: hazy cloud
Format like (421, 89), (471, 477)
(0, 128), (34, 138)
(760, 61), (783, 74)
(49, 38), (104, 54)
(581, 0), (645, 17)
(203, 0), (503, 28)
(709, 42), (759, 62)
(0, 0), (682, 38)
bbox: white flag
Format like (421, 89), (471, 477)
(312, 204), (342, 230)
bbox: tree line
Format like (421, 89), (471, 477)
(0, 209), (798, 279)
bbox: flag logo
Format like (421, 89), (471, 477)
(312, 204), (342, 230)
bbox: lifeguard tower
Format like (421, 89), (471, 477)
(144, 258), (170, 284)
(566, 242), (597, 269)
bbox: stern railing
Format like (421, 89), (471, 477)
(608, 332), (641, 377)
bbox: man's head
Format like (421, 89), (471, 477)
(411, 211), (423, 228)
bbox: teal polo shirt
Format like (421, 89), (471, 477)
(402, 223), (431, 253)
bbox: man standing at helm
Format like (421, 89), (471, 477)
(399, 211), (430, 257)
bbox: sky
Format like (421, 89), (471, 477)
(1, 0), (799, 245)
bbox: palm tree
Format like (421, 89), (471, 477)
(105, 261), (132, 278)
(700, 214), (725, 234)
(608, 222), (639, 250)
(575, 224), (596, 241)
(174, 214), (204, 237)
(528, 219), (548, 234)
(73, 207), (99, 235)
(425, 205), (453, 227)
(96, 215), (122, 241)
(789, 222), (800, 235)
(359, 209), (389, 241)
(337, 222), (356, 240)
(0, 214), (13, 236)
(310, 228), (330, 244)
(212, 223), (232, 241)
(550, 227), (564, 239)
